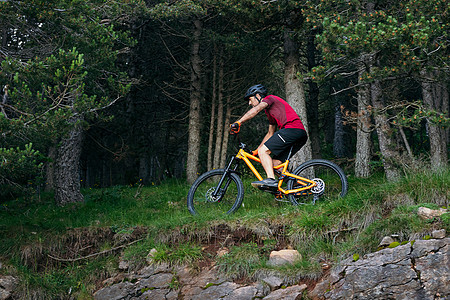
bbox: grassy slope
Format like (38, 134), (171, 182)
(0, 169), (449, 298)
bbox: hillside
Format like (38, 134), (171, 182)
(0, 168), (449, 299)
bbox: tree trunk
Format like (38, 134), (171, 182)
(333, 102), (347, 158)
(139, 156), (149, 185)
(213, 55), (224, 170)
(398, 127), (413, 159)
(220, 95), (232, 167)
(371, 78), (401, 181)
(420, 69), (448, 170)
(306, 30), (321, 158)
(54, 119), (84, 205)
(186, 19), (203, 184)
(283, 31), (312, 167)
(355, 56), (372, 178)
(206, 47), (217, 171)
(45, 146), (56, 191)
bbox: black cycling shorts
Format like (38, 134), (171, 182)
(264, 128), (307, 162)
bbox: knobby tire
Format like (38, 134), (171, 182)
(187, 169), (244, 216)
(287, 159), (348, 205)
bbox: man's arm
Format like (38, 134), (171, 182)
(236, 102), (268, 124)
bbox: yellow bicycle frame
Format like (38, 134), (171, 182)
(235, 149), (317, 195)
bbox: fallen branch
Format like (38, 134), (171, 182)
(48, 238), (144, 262)
(325, 227), (358, 235)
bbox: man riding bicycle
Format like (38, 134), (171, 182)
(230, 84), (308, 190)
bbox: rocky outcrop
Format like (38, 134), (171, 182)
(0, 275), (18, 300)
(94, 263), (307, 300)
(310, 237), (449, 300)
(94, 237), (449, 300)
(267, 249), (301, 267)
(417, 207), (448, 220)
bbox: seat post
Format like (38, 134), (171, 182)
(285, 145), (294, 162)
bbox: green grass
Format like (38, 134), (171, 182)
(0, 168), (448, 298)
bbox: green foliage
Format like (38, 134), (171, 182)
(149, 243), (204, 266)
(441, 213), (450, 231)
(0, 0), (141, 198)
(0, 143), (44, 200)
(388, 241), (400, 248)
(216, 242), (263, 280)
(306, 0), (449, 135)
(149, 0), (207, 19)
(310, 0), (449, 75)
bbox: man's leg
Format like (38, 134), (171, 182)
(258, 144), (275, 179)
(251, 144), (278, 190)
(272, 159), (282, 167)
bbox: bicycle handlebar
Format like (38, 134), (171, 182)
(230, 131), (250, 152)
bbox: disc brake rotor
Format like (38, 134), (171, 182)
(311, 178), (325, 194)
(205, 187), (221, 203)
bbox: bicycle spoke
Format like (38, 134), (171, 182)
(187, 169), (244, 215)
(288, 159), (347, 205)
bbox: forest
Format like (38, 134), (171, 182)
(0, 0), (449, 205)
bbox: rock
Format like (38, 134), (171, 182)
(135, 272), (173, 290)
(94, 281), (135, 300)
(431, 229), (446, 239)
(417, 207), (447, 220)
(267, 249), (301, 267)
(263, 284), (307, 300)
(93, 238), (449, 300)
(217, 247), (230, 257)
(378, 236), (395, 247)
(118, 259), (129, 270)
(310, 238), (449, 300)
(138, 288), (179, 300)
(145, 248), (158, 264)
(0, 275), (18, 300)
(261, 275), (283, 291)
(222, 285), (258, 300)
(414, 242), (450, 298)
(254, 282), (270, 298)
(189, 281), (240, 300)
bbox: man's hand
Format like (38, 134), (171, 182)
(230, 121), (241, 134)
(252, 149), (258, 156)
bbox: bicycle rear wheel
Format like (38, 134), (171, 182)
(187, 169), (244, 216)
(287, 159), (348, 205)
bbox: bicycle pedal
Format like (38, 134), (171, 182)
(258, 185), (278, 192)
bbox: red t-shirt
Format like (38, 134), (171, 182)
(262, 95), (305, 130)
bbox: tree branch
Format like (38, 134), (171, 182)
(47, 238), (143, 262)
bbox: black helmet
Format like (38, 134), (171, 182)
(244, 84), (267, 101)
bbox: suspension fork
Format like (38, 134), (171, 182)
(212, 155), (240, 198)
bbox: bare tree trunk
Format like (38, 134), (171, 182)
(220, 95), (232, 167)
(355, 56), (372, 178)
(54, 118), (84, 205)
(213, 55), (224, 170)
(186, 19), (203, 184)
(206, 47), (217, 171)
(139, 156), (149, 185)
(45, 146), (56, 191)
(371, 78), (401, 181)
(306, 30), (321, 158)
(283, 31), (312, 167)
(333, 102), (347, 158)
(398, 127), (413, 159)
(420, 69), (448, 170)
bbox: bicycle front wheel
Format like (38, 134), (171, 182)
(287, 159), (348, 205)
(187, 169), (244, 216)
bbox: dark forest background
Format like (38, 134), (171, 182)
(0, 0), (448, 205)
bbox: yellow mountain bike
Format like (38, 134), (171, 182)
(187, 133), (348, 215)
